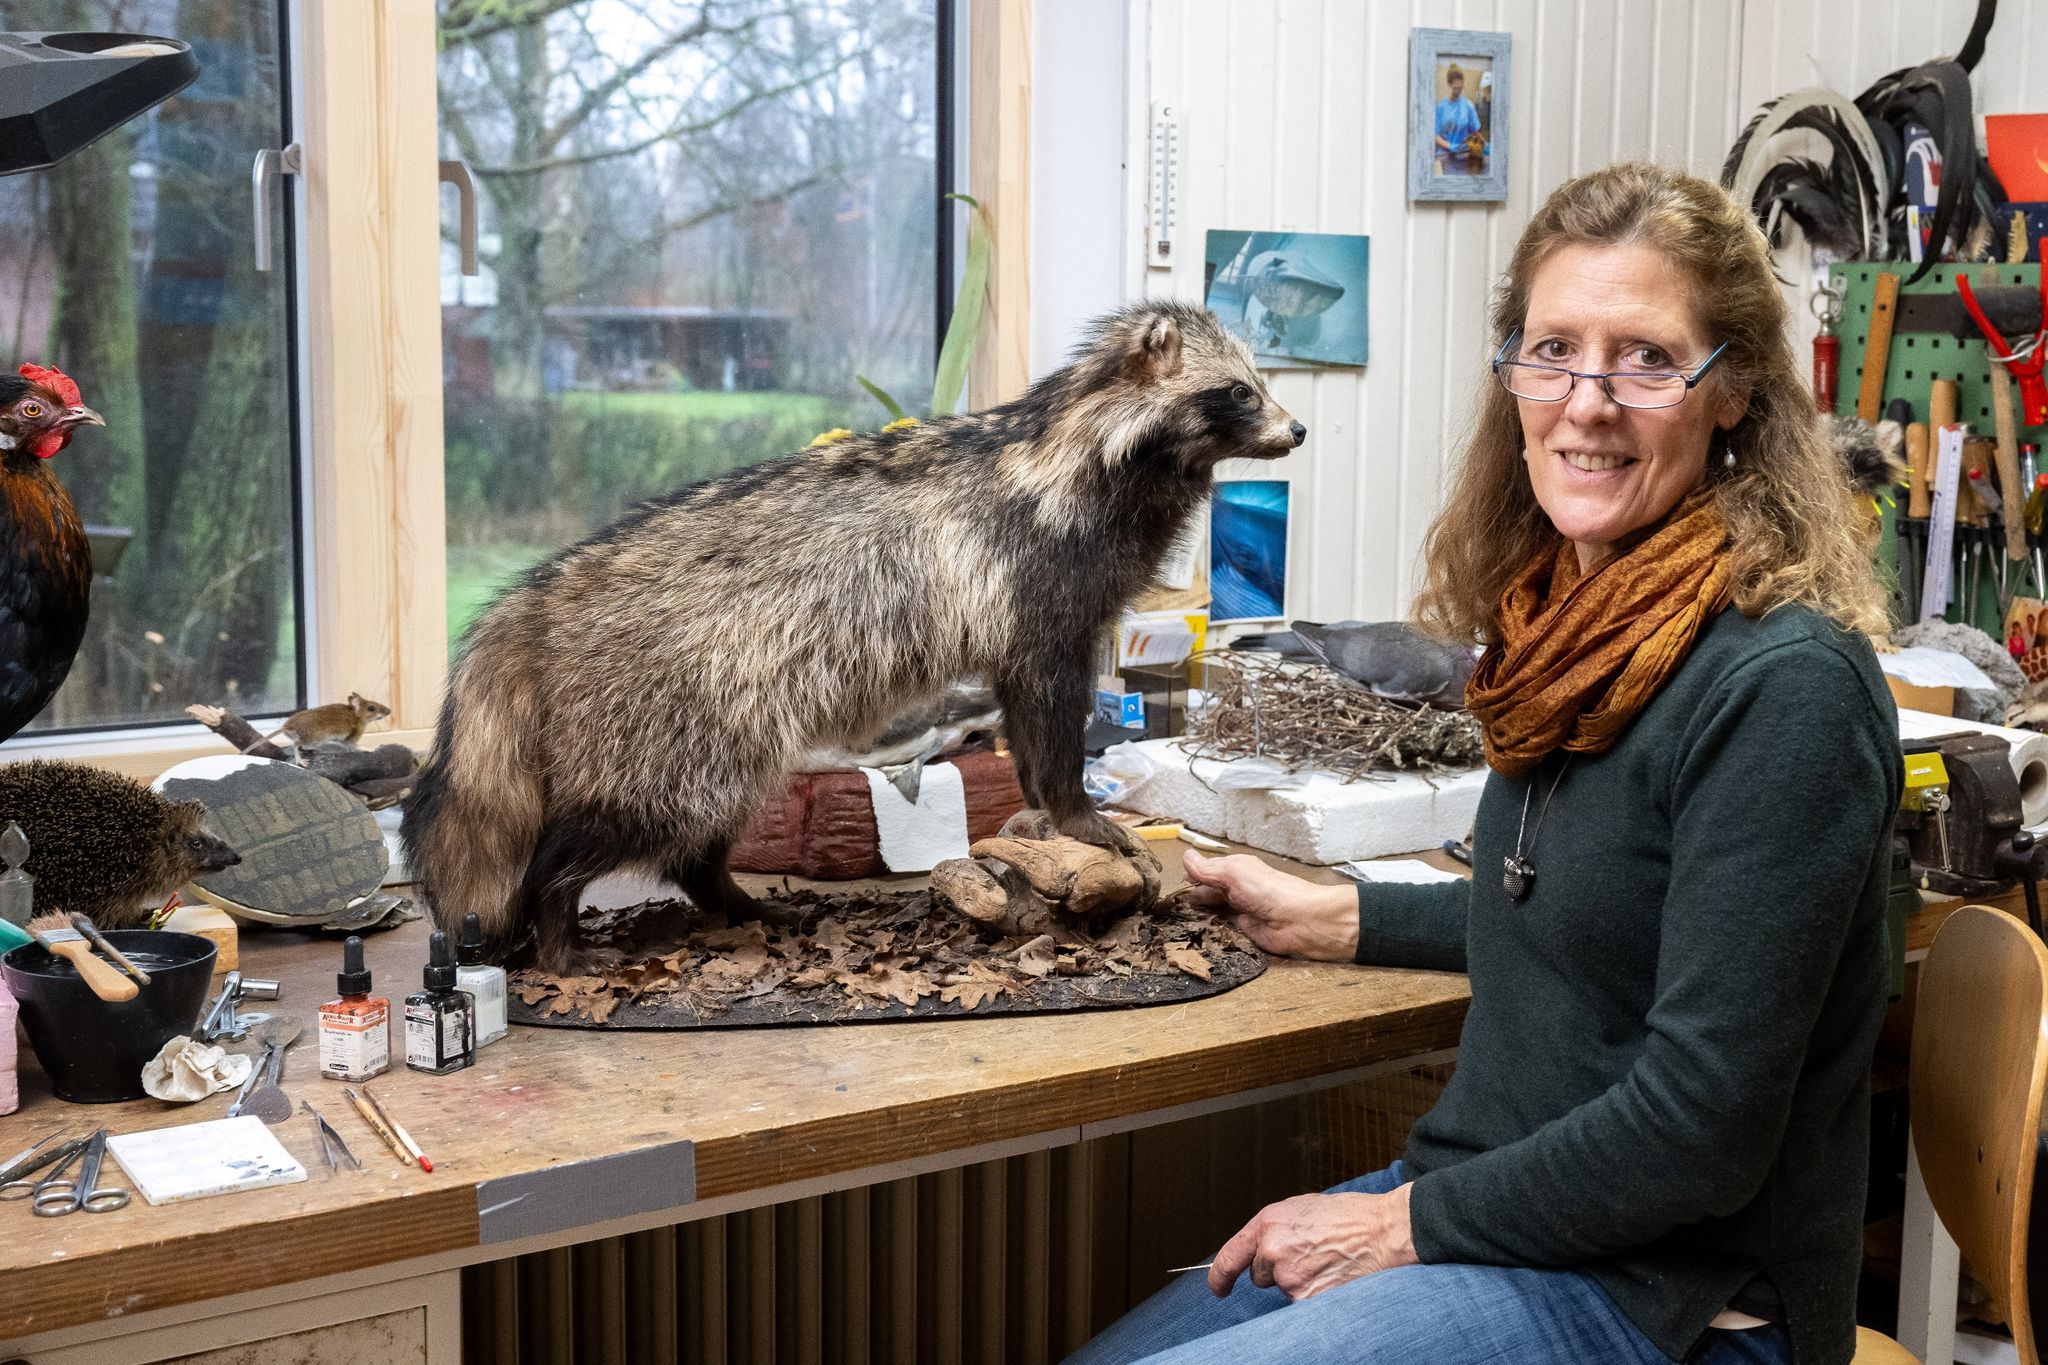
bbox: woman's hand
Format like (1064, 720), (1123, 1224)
(1208, 1184), (1419, 1300)
(1179, 850), (1359, 961)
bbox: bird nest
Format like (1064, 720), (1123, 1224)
(1184, 650), (1484, 780)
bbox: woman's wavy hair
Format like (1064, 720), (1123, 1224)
(1411, 161), (1888, 643)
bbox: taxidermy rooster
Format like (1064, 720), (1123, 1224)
(0, 364), (103, 742)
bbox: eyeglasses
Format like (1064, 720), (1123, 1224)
(1491, 328), (1728, 410)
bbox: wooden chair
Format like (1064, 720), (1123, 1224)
(1856, 905), (2048, 1364)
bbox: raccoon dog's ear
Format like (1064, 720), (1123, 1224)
(1129, 314), (1182, 381)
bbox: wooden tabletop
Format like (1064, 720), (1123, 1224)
(0, 846), (1472, 1342)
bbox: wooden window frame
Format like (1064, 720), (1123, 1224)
(8, 0), (1028, 781)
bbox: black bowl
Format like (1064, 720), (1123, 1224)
(3, 930), (217, 1103)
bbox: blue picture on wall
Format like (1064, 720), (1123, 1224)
(1210, 481), (1289, 622)
(1204, 230), (1370, 368)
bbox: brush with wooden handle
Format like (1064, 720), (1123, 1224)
(29, 922), (138, 1002)
(68, 914), (151, 985)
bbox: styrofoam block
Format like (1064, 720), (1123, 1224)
(1115, 738), (1488, 864)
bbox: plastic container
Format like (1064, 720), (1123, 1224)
(0, 975), (17, 1115)
(2, 930), (216, 1103)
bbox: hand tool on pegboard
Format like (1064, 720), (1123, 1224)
(1812, 281), (1843, 413)
(1857, 271), (1901, 423)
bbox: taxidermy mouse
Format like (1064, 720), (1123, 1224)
(260, 693), (392, 753)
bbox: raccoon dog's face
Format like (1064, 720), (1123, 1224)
(1114, 306), (1306, 472)
(164, 801), (242, 876)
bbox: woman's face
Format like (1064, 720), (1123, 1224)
(1515, 242), (1743, 571)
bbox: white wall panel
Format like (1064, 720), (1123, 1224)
(1133, 0), (1745, 622)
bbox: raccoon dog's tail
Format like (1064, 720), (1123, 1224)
(399, 648), (543, 950)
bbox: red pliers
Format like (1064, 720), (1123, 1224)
(1958, 249), (2048, 426)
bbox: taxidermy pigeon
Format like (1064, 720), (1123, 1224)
(1233, 620), (1476, 709)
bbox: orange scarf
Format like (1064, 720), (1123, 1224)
(1465, 490), (1736, 777)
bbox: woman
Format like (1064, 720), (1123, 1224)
(1071, 163), (1900, 1365)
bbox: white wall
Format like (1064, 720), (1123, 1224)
(1030, 1), (2039, 625)
(1120, 0), (1745, 624)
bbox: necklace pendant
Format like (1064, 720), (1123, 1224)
(1502, 854), (1535, 902)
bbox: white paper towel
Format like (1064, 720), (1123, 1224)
(862, 762), (970, 872)
(1898, 709), (2048, 827)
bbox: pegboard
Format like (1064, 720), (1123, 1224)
(1828, 261), (2047, 435)
(1830, 261), (2048, 634)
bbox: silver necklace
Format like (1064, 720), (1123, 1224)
(1503, 757), (1571, 902)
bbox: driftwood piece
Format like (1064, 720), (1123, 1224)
(302, 741), (416, 788)
(184, 704), (287, 760)
(349, 774), (416, 810)
(933, 824), (1164, 936)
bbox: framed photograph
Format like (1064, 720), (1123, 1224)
(1203, 230), (1370, 368)
(1409, 28), (1510, 202)
(1209, 481), (1290, 623)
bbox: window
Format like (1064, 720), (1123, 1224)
(436, 0), (949, 642)
(0, 0), (304, 734)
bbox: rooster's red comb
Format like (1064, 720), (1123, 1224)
(18, 363), (80, 408)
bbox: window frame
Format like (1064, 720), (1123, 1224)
(6, 0), (1028, 780)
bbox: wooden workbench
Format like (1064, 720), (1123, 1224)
(0, 848), (1471, 1359)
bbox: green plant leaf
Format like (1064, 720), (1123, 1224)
(857, 376), (908, 423)
(931, 192), (992, 416)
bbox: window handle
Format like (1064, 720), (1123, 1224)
(439, 159), (479, 277)
(251, 143), (303, 273)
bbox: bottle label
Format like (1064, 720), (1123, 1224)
(319, 1004), (389, 1080)
(459, 967), (510, 1045)
(405, 1001), (442, 1068)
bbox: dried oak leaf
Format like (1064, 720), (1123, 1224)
(584, 993), (621, 1025)
(516, 982), (555, 1006)
(699, 924), (771, 973)
(697, 954), (765, 995)
(838, 955), (938, 1009)
(940, 962), (1021, 1011)
(1014, 934), (1058, 979)
(1164, 942), (1213, 982)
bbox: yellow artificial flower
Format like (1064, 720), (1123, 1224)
(807, 427), (855, 448)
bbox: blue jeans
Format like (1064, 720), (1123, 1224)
(1064, 1164), (1793, 1365)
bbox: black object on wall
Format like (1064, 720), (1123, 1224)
(0, 31), (199, 176)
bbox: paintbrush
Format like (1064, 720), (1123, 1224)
(69, 914), (151, 985)
(26, 918), (136, 1002)
(342, 1086), (412, 1166)
(361, 1087), (433, 1172)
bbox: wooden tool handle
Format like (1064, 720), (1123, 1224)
(1857, 272), (1901, 423)
(1908, 422), (1931, 519)
(1931, 378), (1959, 432)
(42, 933), (138, 1003)
(1991, 361), (2027, 559)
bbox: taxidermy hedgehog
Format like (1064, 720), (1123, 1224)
(0, 760), (240, 927)
(405, 301), (1306, 972)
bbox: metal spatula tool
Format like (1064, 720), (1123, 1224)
(238, 1020), (300, 1125)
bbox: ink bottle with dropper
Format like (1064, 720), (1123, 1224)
(404, 929), (475, 1075)
(319, 935), (390, 1082)
(455, 912), (509, 1047)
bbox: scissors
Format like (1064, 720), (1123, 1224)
(0, 1129), (129, 1215)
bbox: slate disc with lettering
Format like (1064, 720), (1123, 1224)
(155, 756), (388, 925)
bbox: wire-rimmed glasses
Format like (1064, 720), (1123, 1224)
(1491, 328), (1727, 410)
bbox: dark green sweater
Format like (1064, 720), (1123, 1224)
(1355, 604), (1900, 1365)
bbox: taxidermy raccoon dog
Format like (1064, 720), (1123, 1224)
(403, 302), (1304, 973)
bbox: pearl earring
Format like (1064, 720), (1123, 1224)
(1723, 446), (1736, 469)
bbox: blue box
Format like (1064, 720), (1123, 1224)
(1093, 689), (1145, 729)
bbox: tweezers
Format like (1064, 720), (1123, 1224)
(300, 1102), (362, 1175)
(0, 1132), (71, 1184)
